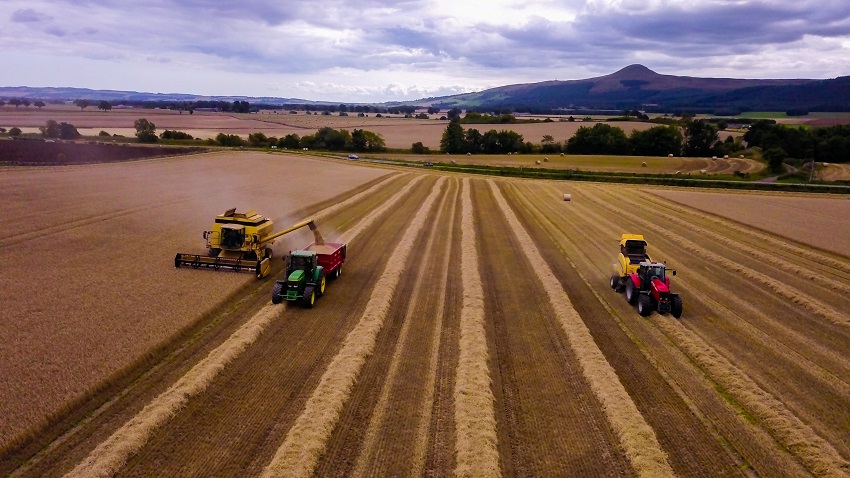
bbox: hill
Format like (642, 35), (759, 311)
(433, 65), (850, 114)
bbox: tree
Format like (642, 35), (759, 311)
(540, 134), (561, 154)
(683, 120), (719, 157)
(59, 122), (81, 139)
(351, 129), (385, 152)
(446, 108), (462, 120)
(566, 123), (631, 155)
(34, 100), (45, 109)
(215, 133), (246, 147)
(279, 134), (300, 149)
(465, 128), (483, 153)
(40, 120), (61, 138)
(629, 125), (683, 157)
(134, 118), (157, 143)
(411, 142), (430, 154)
(98, 100), (112, 111)
(440, 119), (467, 153)
(9, 127), (22, 136)
(763, 147), (788, 174)
(0, 100), (5, 107)
(74, 99), (90, 110)
(9, 98), (21, 108)
(427, 107), (440, 115)
(22, 99), (31, 108)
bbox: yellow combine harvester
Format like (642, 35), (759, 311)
(174, 208), (318, 279)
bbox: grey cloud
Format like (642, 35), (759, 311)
(11, 9), (52, 22)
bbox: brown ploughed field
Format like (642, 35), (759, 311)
(2, 151), (849, 477)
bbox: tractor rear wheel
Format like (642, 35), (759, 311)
(671, 295), (683, 319)
(303, 286), (316, 308)
(637, 294), (653, 317)
(316, 271), (326, 296)
(625, 278), (638, 304)
(271, 283), (283, 304)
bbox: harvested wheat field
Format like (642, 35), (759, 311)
(3, 153), (850, 478)
(0, 151), (391, 458)
(381, 152), (764, 175)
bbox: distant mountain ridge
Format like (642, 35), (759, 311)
(2, 65), (849, 113)
(435, 65), (849, 113)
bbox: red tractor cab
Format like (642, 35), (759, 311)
(624, 261), (683, 318)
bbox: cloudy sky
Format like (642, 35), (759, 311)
(2, 0), (849, 102)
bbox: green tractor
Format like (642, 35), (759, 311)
(272, 250), (326, 308)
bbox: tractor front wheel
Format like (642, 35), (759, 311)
(610, 273), (621, 291)
(637, 294), (653, 317)
(671, 295), (683, 319)
(625, 278), (638, 304)
(303, 286), (316, 308)
(271, 283), (283, 304)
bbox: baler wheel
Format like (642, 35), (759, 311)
(625, 279), (638, 304)
(671, 296), (683, 319)
(637, 295), (653, 317)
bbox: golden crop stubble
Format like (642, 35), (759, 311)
(454, 178), (501, 478)
(487, 179), (674, 478)
(261, 177), (445, 478)
(64, 169), (413, 478)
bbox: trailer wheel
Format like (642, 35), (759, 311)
(625, 278), (638, 304)
(303, 286), (316, 308)
(264, 247), (273, 260)
(333, 265), (342, 279)
(671, 296), (683, 319)
(638, 294), (653, 317)
(271, 283), (283, 304)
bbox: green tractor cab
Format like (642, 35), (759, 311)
(272, 251), (325, 308)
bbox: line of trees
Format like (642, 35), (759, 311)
(743, 120), (850, 164)
(205, 127), (386, 152)
(440, 119), (533, 154)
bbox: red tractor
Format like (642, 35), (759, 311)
(615, 261), (683, 318)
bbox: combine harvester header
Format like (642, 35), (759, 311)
(174, 208), (319, 279)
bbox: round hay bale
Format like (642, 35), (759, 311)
(668, 153), (673, 157)
(467, 152), (471, 155)
(641, 162), (647, 167)
(544, 157), (549, 162)
(739, 155), (745, 158)
(712, 156), (717, 159)
(724, 154), (729, 159)
(563, 193), (572, 201)
(535, 160), (541, 165)
(700, 169), (707, 174)
(451, 159), (457, 164)
(560, 152), (565, 156)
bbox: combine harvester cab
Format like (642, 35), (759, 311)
(174, 208), (317, 279)
(272, 242), (346, 308)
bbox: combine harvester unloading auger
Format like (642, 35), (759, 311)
(174, 208), (321, 279)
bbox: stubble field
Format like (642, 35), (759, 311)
(2, 151), (850, 477)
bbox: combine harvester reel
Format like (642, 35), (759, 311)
(175, 208), (318, 279)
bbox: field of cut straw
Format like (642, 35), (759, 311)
(3, 150), (849, 478)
